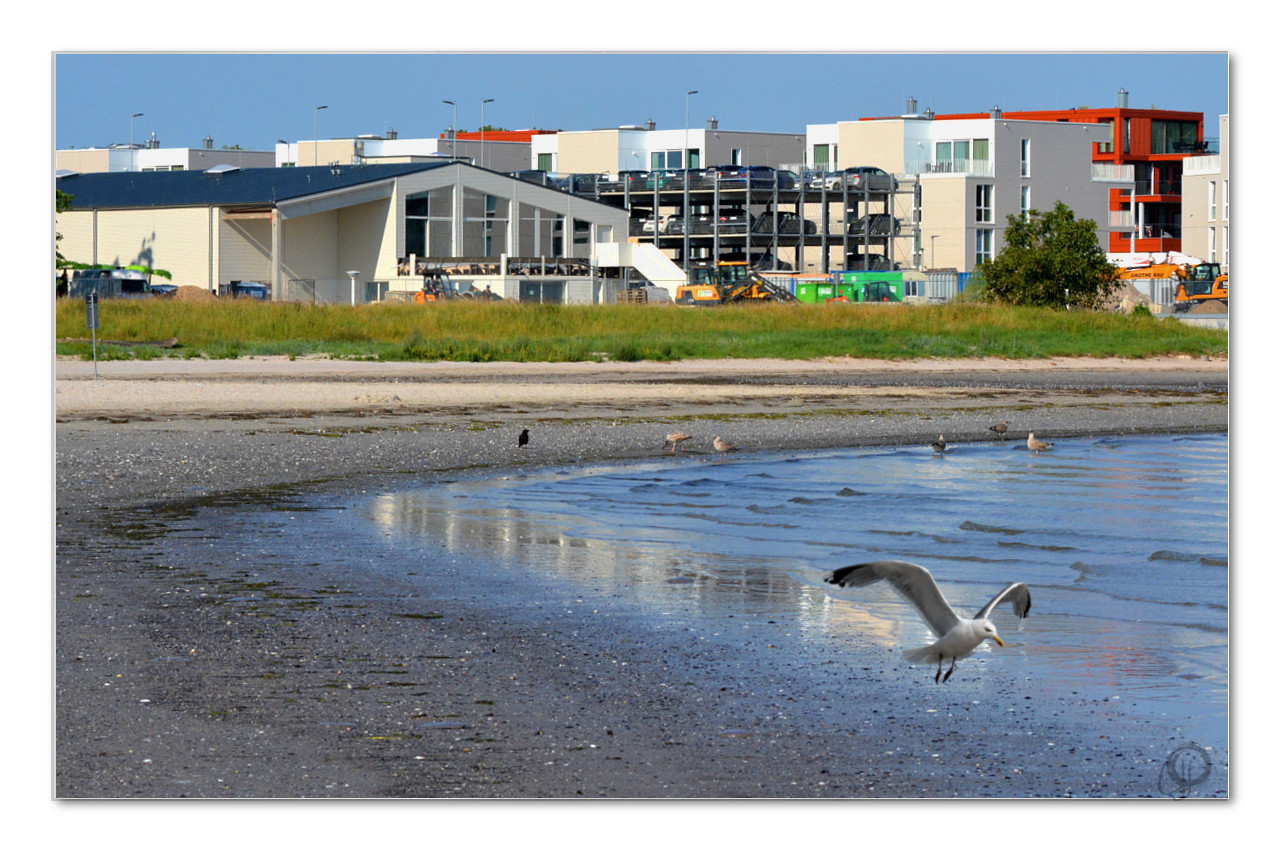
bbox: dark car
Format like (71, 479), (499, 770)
(831, 166), (896, 192)
(844, 253), (898, 271)
(750, 212), (817, 235)
(847, 213), (899, 236)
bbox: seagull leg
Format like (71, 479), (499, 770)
(934, 657), (943, 683)
(942, 658), (957, 683)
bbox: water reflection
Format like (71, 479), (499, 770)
(359, 433), (1227, 748)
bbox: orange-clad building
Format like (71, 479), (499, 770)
(912, 92), (1209, 254)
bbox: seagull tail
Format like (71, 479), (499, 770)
(903, 644), (937, 664)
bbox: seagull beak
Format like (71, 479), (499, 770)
(993, 636), (1005, 647)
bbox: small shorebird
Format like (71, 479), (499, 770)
(712, 436), (737, 453)
(824, 560), (1030, 683)
(665, 431), (693, 452)
(517, 428), (529, 448)
(1027, 432), (1054, 454)
(988, 421), (1009, 440)
(931, 434), (947, 455)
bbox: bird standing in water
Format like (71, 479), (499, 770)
(931, 434), (947, 455)
(712, 436), (737, 453)
(1027, 432), (1054, 454)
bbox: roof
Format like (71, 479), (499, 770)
(56, 162), (451, 210)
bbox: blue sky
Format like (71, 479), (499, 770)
(53, 52), (1230, 153)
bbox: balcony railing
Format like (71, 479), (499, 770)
(920, 158), (994, 177)
(1132, 179), (1182, 196)
(1092, 162), (1134, 182)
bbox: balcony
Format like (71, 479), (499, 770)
(919, 158), (994, 177)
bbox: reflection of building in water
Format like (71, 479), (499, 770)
(367, 490), (906, 648)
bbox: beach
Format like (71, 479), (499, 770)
(54, 354), (1228, 798)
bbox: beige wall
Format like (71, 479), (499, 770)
(556, 130), (623, 174)
(838, 121), (906, 172)
(57, 149), (111, 173)
(58, 206), (216, 288)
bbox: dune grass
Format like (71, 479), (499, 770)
(54, 298), (1228, 362)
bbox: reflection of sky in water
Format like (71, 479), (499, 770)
(360, 432), (1227, 752)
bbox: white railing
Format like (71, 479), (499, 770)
(1109, 210), (1135, 229)
(1182, 155), (1222, 176)
(1092, 163), (1135, 182)
(921, 158), (994, 177)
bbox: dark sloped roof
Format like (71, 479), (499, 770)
(56, 162), (451, 210)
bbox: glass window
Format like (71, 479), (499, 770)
(813, 144), (830, 169)
(975, 185), (993, 223)
(537, 153), (552, 171)
(1020, 139), (1031, 177)
(975, 229), (994, 265)
(1020, 186), (1031, 220)
(972, 138), (989, 163)
(935, 141), (952, 170)
(461, 188), (509, 257)
(1208, 181), (1216, 220)
(405, 186), (455, 257)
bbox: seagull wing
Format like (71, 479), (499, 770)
(824, 560), (960, 638)
(973, 582), (1032, 621)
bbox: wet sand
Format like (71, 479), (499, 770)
(54, 355), (1228, 798)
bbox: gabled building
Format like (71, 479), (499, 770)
(56, 161), (641, 303)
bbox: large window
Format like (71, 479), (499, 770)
(404, 186), (455, 258)
(462, 188), (509, 257)
(517, 202), (562, 257)
(537, 153), (553, 171)
(975, 184), (993, 223)
(651, 150), (683, 170)
(1151, 120), (1199, 154)
(975, 229), (994, 265)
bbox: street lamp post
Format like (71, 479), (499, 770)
(314, 105), (328, 167)
(130, 112), (143, 171)
(684, 90), (697, 171)
(683, 90), (698, 275)
(442, 100), (457, 159)
(480, 98), (493, 169)
(346, 270), (360, 306)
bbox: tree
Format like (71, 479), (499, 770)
(976, 201), (1119, 310)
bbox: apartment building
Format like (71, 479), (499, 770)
(56, 137), (274, 173)
(1181, 115), (1229, 269)
(277, 129), (542, 172)
(816, 107), (1130, 273)
(533, 121), (805, 175)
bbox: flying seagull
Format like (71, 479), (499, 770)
(665, 431), (693, 452)
(931, 434), (947, 455)
(824, 560), (1031, 683)
(518, 428), (529, 448)
(713, 436), (738, 453)
(989, 421), (1009, 440)
(1027, 432), (1054, 454)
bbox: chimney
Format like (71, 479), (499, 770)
(924, 108), (934, 120)
(644, 118), (656, 131)
(387, 127), (398, 139)
(706, 116), (719, 130)
(203, 136), (213, 149)
(991, 105), (1002, 119)
(1118, 88), (1129, 109)
(905, 96), (918, 116)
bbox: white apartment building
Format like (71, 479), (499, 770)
(56, 137), (275, 173)
(808, 111), (1133, 273)
(532, 121), (805, 175)
(277, 131), (530, 172)
(1181, 115), (1229, 269)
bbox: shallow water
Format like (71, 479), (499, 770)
(354, 432), (1228, 761)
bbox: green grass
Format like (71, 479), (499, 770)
(53, 298), (1228, 362)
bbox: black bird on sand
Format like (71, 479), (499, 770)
(518, 429), (529, 448)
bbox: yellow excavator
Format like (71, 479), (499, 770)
(676, 261), (797, 306)
(1113, 259), (1227, 312)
